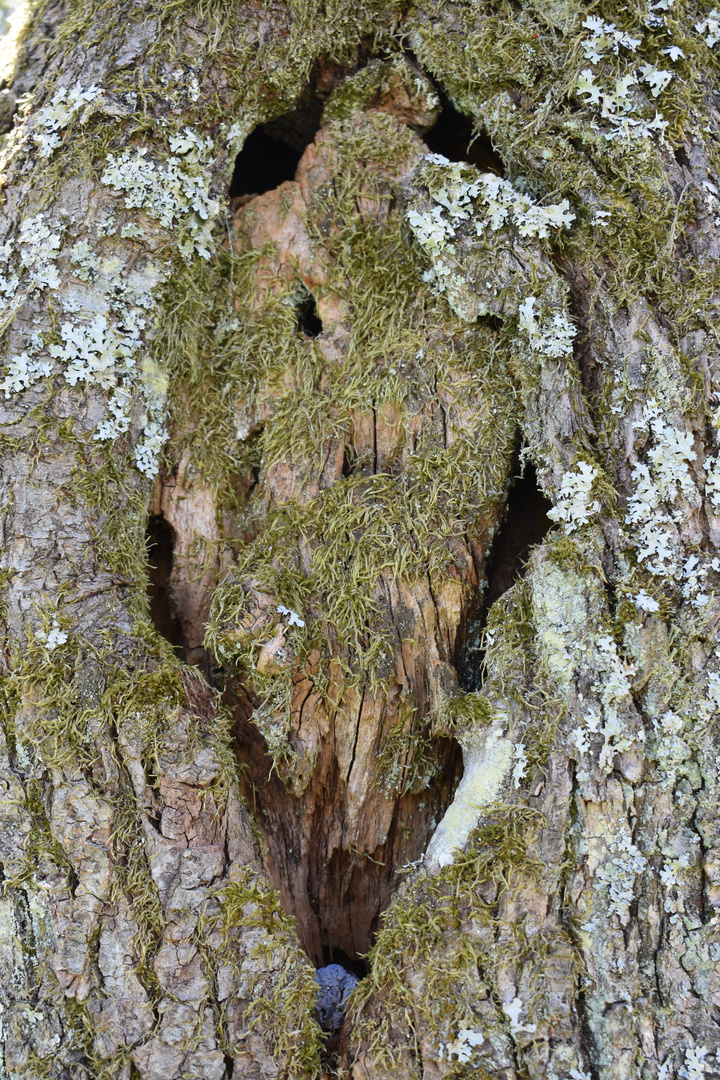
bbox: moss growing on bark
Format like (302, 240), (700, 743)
(4, 0), (720, 1075)
(347, 803), (547, 1073)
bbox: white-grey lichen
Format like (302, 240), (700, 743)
(406, 158), (574, 250)
(101, 127), (219, 260)
(696, 10), (720, 48)
(0, 119), (219, 478)
(588, 832), (647, 925)
(29, 82), (101, 159)
(518, 295), (576, 358)
(439, 1027), (484, 1064)
(625, 400), (698, 579)
(546, 461), (600, 533)
(575, 16), (679, 141)
(405, 156), (574, 322)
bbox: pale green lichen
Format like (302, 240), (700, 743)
(424, 716), (513, 871)
(546, 461), (601, 533)
(405, 155), (574, 322)
(29, 82), (101, 159)
(3, 0), (720, 1074)
(100, 127), (219, 260)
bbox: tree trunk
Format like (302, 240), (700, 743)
(2, 2), (720, 1078)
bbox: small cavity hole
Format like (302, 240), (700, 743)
(459, 462), (552, 690)
(341, 445), (354, 478)
(229, 127), (304, 199)
(296, 293), (323, 338)
(229, 94), (326, 202)
(484, 462), (552, 611)
(424, 96), (505, 174)
(146, 515), (185, 656)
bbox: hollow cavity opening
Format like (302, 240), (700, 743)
(229, 126), (306, 199)
(296, 291), (323, 338)
(424, 95), (505, 174)
(325, 948), (367, 981)
(459, 461), (552, 690)
(229, 55), (360, 202)
(146, 514), (185, 656)
(230, 698), (463, 972)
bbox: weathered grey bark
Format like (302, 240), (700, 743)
(2, 2), (720, 1079)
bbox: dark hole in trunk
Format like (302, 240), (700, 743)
(228, 691), (463, 972)
(296, 292), (323, 337)
(459, 461), (552, 690)
(146, 514), (185, 658)
(327, 948), (367, 980)
(341, 445), (355, 478)
(424, 95), (505, 174)
(229, 74), (336, 201)
(229, 126), (306, 199)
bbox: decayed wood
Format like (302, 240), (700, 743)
(2, 2), (720, 1079)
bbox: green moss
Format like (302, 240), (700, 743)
(70, 445), (152, 622)
(109, 788), (165, 981)
(407, 0), (719, 342)
(480, 580), (536, 695)
(63, 997), (135, 1080)
(34, 0), (408, 138)
(436, 690), (498, 736)
(6, 779), (75, 890)
(322, 55), (439, 126)
(181, 107), (517, 776)
(375, 695), (457, 798)
(348, 803), (547, 1072)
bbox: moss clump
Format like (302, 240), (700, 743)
(480, 579), (536, 694)
(437, 690), (498, 735)
(322, 55), (440, 127)
(375, 698), (451, 798)
(405, 0), (720, 361)
(7, 778), (76, 890)
(347, 804), (548, 1074)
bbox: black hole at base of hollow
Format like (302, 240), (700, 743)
(323, 948), (368, 981)
(146, 514), (186, 658)
(296, 293), (323, 338)
(458, 462), (552, 691)
(424, 95), (505, 174)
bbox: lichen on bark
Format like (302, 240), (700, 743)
(1, 1), (720, 1079)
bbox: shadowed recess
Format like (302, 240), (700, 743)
(146, 514), (186, 657)
(296, 291), (323, 338)
(228, 60), (352, 199)
(459, 461), (552, 690)
(229, 126), (306, 199)
(229, 696), (463, 971)
(424, 94), (505, 174)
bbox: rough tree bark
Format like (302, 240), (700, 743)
(1, 1), (720, 1078)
